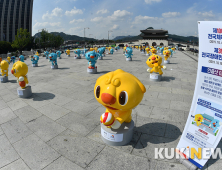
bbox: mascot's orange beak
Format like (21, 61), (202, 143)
(101, 93), (116, 105)
(90, 56), (94, 59)
(152, 56), (156, 60)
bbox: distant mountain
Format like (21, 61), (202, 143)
(33, 32), (95, 41)
(113, 35), (136, 41)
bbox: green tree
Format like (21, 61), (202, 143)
(0, 41), (14, 54)
(54, 35), (64, 48)
(11, 28), (31, 53)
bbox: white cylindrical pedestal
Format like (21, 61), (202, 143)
(0, 76), (8, 83)
(58, 57), (61, 59)
(150, 72), (162, 81)
(51, 65), (58, 69)
(17, 85), (32, 98)
(101, 120), (134, 146)
(164, 60), (170, 64)
(98, 57), (103, 60)
(87, 67), (97, 74)
(126, 58), (132, 61)
(32, 64), (38, 67)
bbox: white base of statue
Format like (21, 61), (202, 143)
(126, 58), (132, 61)
(0, 76), (8, 83)
(164, 60), (170, 64)
(98, 56), (103, 60)
(87, 67), (97, 74)
(58, 57), (61, 59)
(51, 65), (58, 69)
(32, 64), (38, 67)
(146, 54), (149, 56)
(150, 72), (162, 82)
(17, 85), (32, 98)
(101, 120), (134, 146)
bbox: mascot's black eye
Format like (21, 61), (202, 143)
(149, 59), (151, 61)
(156, 56), (158, 59)
(119, 91), (128, 105)
(96, 86), (100, 98)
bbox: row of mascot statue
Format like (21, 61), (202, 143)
(0, 45), (177, 146)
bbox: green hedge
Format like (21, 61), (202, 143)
(0, 41), (15, 54)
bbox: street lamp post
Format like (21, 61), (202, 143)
(108, 30), (113, 47)
(84, 27), (89, 49)
(89, 34), (93, 47)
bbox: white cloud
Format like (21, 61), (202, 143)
(65, 7), (83, 16)
(144, 0), (162, 4)
(107, 10), (132, 21)
(33, 22), (61, 28)
(42, 7), (63, 20)
(69, 19), (85, 24)
(132, 15), (160, 24)
(97, 9), (109, 14)
(198, 11), (214, 17)
(91, 17), (104, 22)
(162, 12), (181, 18)
(111, 24), (119, 30)
(67, 27), (82, 34)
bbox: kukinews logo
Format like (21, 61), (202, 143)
(155, 147), (222, 160)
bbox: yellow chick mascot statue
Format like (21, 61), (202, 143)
(11, 61), (29, 89)
(95, 69), (146, 129)
(146, 54), (166, 75)
(0, 60), (9, 77)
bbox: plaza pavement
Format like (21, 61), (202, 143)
(0, 49), (220, 170)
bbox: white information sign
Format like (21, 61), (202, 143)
(177, 21), (222, 169)
(101, 127), (123, 142)
(17, 90), (23, 96)
(150, 74), (158, 80)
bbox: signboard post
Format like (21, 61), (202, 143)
(177, 21), (222, 169)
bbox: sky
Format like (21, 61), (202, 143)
(32, 0), (222, 39)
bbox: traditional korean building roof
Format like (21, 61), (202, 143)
(140, 29), (168, 40)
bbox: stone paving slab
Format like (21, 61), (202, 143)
(0, 159), (30, 170)
(0, 135), (20, 168)
(13, 134), (61, 170)
(1, 117), (33, 143)
(0, 49), (215, 169)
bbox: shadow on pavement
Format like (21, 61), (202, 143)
(133, 123), (181, 147)
(31, 92), (55, 101)
(206, 140), (222, 169)
(161, 76), (175, 82)
(8, 80), (17, 83)
(58, 67), (70, 70)
(97, 71), (111, 74)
